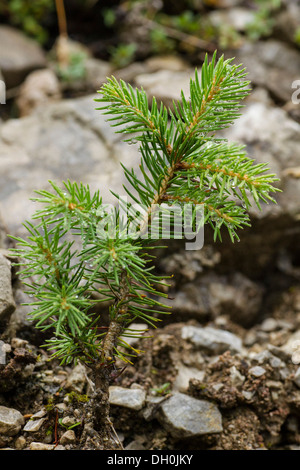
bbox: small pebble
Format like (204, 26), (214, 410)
(249, 366), (266, 378)
(29, 442), (55, 450)
(60, 430), (76, 445)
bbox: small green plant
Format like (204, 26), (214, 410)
(55, 50), (88, 84)
(0, 0), (54, 44)
(245, 0), (282, 41)
(58, 417), (81, 430)
(150, 27), (176, 55)
(109, 43), (138, 69)
(294, 27), (300, 47)
(151, 382), (172, 396)
(11, 52), (279, 448)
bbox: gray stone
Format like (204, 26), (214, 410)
(221, 101), (300, 221)
(29, 442), (55, 450)
(0, 254), (16, 322)
(182, 325), (242, 354)
(135, 69), (193, 109)
(144, 55), (190, 73)
(173, 363), (205, 392)
(60, 430), (76, 445)
(17, 69), (62, 117)
(0, 26), (46, 88)
(23, 417), (47, 432)
(84, 58), (113, 90)
(14, 436), (26, 450)
(242, 391), (254, 401)
(158, 392), (222, 438)
(0, 211), (12, 250)
(281, 330), (300, 363)
(125, 440), (146, 451)
(0, 94), (141, 238)
(259, 318), (279, 332)
(269, 356), (284, 369)
(61, 416), (78, 428)
(0, 406), (24, 436)
(208, 272), (264, 327)
(228, 40), (300, 103)
(30, 409), (47, 419)
(229, 366), (245, 387)
(249, 366), (266, 378)
(65, 364), (87, 393)
(209, 8), (254, 32)
(109, 386), (146, 410)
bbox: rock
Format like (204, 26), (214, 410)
(0, 342), (10, 364)
(125, 440), (146, 450)
(30, 409), (47, 419)
(29, 442), (55, 450)
(0, 406), (24, 436)
(158, 246), (221, 281)
(293, 367), (300, 389)
(229, 366), (245, 387)
(84, 58), (113, 90)
(144, 55), (190, 73)
(10, 338), (29, 349)
(221, 101), (300, 220)
(114, 62), (148, 83)
(23, 417), (47, 432)
(182, 325), (242, 354)
(173, 363), (205, 392)
(17, 69), (61, 117)
(208, 272), (264, 327)
(0, 94), (140, 237)
(163, 282), (210, 320)
(228, 40), (300, 103)
(65, 364), (87, 393)
(209, 8), (254, 32)
(259, 318), (279, 332)
(281, 330), (300, 363)
(109, 386), (146, 410)
(0, 26), (46, 88)
(143, 395), (166, 421)
(60, 430), (76, 445)
(14, 436), (26, 450)
(135, 69), (193, 109)
(158, 392), (222, 438)
(5, 289), (34, 339)
(60, 416), (78, 428)
(248, 366), (266, 378)
(0, 254), (16, 323)
(0, 211), (12, 250)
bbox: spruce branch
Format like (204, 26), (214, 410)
(10, 53), (280, 430)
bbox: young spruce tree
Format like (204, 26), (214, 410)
(11, 53), (279, 448)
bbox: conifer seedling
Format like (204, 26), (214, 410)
(10, 52), (279, 448)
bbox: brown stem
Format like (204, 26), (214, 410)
(88, 271), (130, 446)
(55, 0), (68, 37)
